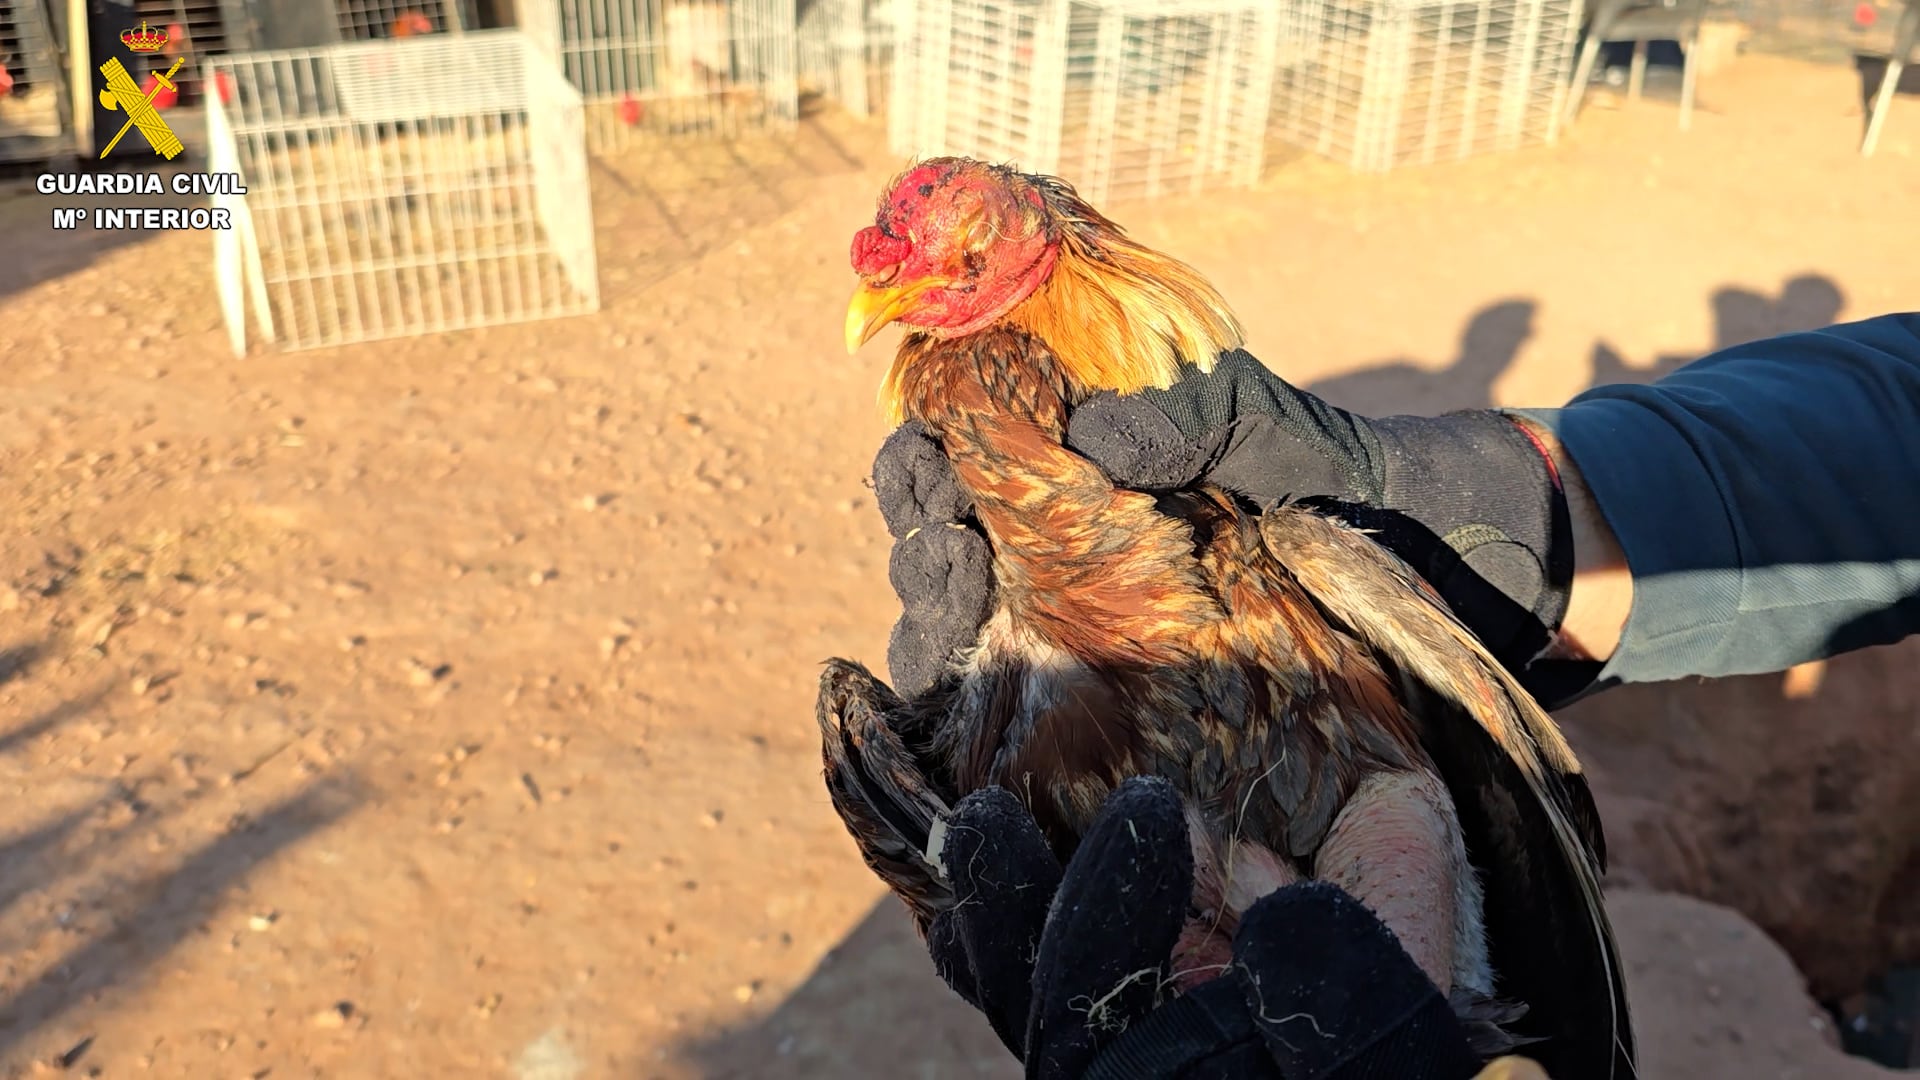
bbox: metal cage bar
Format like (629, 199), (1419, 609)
(797, 0), (892, 115)
(1270, 0), (1581, 174)
(205, 29), (600, 354)
(0, 0), (66, 144)
(528, 0), (799, 151)
(334, 0), (478, 40)
(892, 0), (1281, 204)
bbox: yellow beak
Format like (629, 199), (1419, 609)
(845, 276), (946, 354)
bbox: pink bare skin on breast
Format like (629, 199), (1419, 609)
(1170, 769), (1472, 996)
(1170, 808), (1301, 990)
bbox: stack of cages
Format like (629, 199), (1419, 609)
(0, 0), (67, 161)
(203, 28), (600, 357)
(1269, 0), (1582, 174)
(890, 0), (1284, 205)
(522, 0), (800, 151)
(332, 0), (478, 39)
(797, 0), (895, 116)
(132, 0), (251, 103)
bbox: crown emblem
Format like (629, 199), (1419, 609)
(120, 20), (169, 53)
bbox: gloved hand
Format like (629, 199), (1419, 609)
(929, 775), (1541, 1079)
(872, 419), (999, 698)
(872, 352), (1574, 699)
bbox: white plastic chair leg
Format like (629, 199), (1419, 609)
(1679, 27), (1699, 131)
(1566, 34), (1606, 125)
(1862, 2), (1919, 156)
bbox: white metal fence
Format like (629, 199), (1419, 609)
(522, 0), (800, 150)
(890, 0), (1283, 204)
(1269, 0), (1582, 173)
(797, 0), (894, 115)
(205, 29), (600, 354)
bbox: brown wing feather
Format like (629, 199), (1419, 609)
(1257, 505), (1635, 1080)
(1172, 487), (1421, 855)
(816, 659), (959, 932)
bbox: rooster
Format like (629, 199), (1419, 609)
(819, 158), (1635, 1078)
(390, 9), (436, 38)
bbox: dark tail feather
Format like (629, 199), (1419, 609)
(1256, 507), (1635, 1079)
(1451, 989), (1537, 1059)
(817, 658), (956, 932)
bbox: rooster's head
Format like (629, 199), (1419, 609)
(846, 159), (1059, 347)
(848, 158), (1244, 421)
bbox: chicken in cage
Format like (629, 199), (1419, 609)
(0, 0), (65, 158)
(522, 0), (798, 149)
(332, 0), (478, 39)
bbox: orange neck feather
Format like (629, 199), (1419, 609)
(880, 193), (1244, 427)
(1011, 221), (1244, 401)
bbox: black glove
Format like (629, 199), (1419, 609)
(872, 420), (998, 698)
(930, 777), (1486, 1079)
(872, 352), (1583, 701)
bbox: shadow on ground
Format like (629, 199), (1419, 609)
(0, 159), (220, 308)
(682, 900), (1009, 1079)
(1296, 271), (1844, 417)
(587, 106), (871, 306)
(0, 742), (360, 1066)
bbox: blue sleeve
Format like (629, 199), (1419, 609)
(1513, 312), (1920, 698)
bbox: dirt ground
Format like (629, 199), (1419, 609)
(0, 52), (1915, 1079)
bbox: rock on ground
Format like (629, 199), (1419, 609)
(1563, 640), (1920, 1002)
(1611, 889), (1900, 1080)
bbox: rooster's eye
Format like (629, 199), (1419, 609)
(963, 220), (995, 253)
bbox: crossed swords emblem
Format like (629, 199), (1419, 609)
(98, 56), (185, 160)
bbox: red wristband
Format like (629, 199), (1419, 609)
(1506, 417), (1563, 495)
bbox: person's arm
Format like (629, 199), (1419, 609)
(1508, 421), (1633, 664)
(1511, 312), (1920, 702)
(874, 313), (1920, 709)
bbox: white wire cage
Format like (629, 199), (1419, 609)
(890, 0), (1284, 206)
(1269, 0), (1582, 174)
(0, 0), (65, 149)
(123, 0), (250, 104)
(333, 0), (478, 40)
(204, 29), (600, 355)
(521, 0), (799, 150)
(797, 0), (894, 116)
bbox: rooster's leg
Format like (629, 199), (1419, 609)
(1312, 768), (1487, 998)
(1172, 807), (1303, 990)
